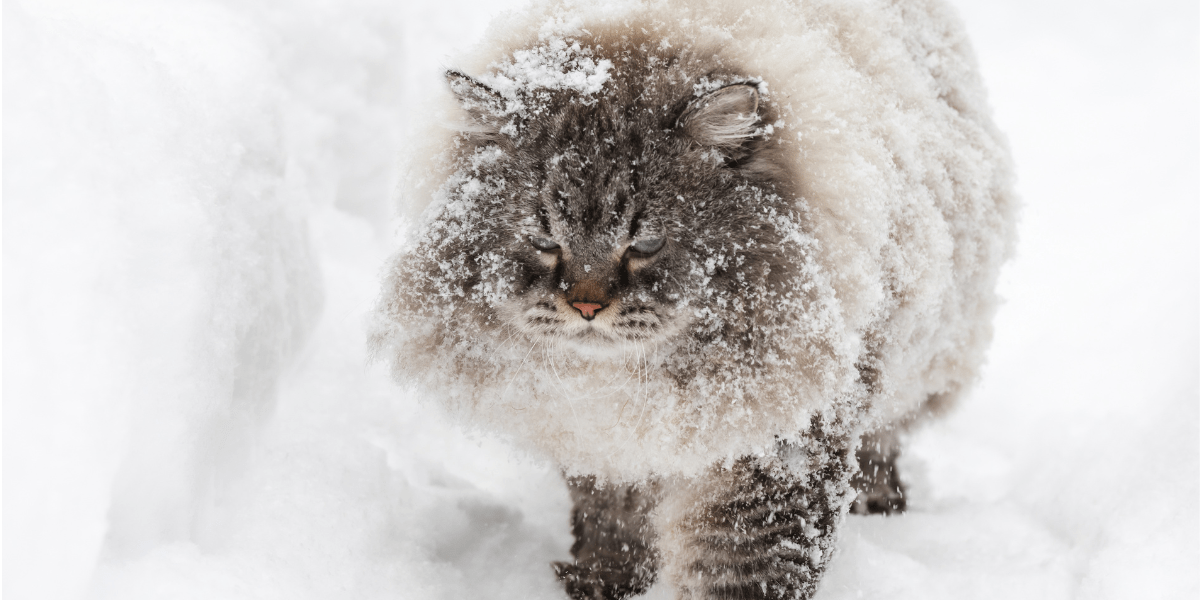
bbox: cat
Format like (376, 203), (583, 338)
(371, 0), (1016, 597)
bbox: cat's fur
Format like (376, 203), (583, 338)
(372, 0), (1016, 597)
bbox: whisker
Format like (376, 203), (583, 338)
(604, 385), (635, 431)
(499, 336), (539, 407)
(492, 324), (527, 357)
(629, 340), (655, 443)
(544, 339), (583, 433)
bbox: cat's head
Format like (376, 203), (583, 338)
(430, 53), (800, 358)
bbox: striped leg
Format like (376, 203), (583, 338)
(657, 425), (855, 599)
(553, 475), (659, 600)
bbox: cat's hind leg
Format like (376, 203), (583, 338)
(553, 475), (659, 600)
(849, 428), (906, 515)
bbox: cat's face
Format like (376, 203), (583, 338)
(443, 61), (792, 356)
(498, 148), (694, 354)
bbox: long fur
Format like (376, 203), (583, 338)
(372, 0), (1016, 480)
(373, 1), (1015, 596)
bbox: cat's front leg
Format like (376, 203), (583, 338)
(656, 427), (856, 599)
(553, 475), (660, 600)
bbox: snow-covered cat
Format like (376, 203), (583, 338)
(371, 0), (1016, 597)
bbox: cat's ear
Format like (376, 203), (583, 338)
(445, 70), (506, 138)
(677, 84), (761, 155)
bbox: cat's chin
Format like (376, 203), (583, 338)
(554, 334), (647, 360)
(516, 328), (646, 360)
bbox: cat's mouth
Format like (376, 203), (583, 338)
(511, 297), (676, 350)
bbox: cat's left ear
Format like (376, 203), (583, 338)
(446, 70), (506, 138)
(676, 84), (762, 157)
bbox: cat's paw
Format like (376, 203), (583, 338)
(552, 561), (651, 600)
(851, 433), (908, 516)
(849, 482), (906, 515)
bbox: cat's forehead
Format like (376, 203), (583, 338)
(515, 94), (673, 227)
(525, 92), (664, 155)
(464, 39), (755, 232)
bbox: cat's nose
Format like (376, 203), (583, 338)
(571, 302), (605, 320)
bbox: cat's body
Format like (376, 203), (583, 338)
(372, 0), (1015, 597)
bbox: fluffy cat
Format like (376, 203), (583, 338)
(371, 0), (1016, 597)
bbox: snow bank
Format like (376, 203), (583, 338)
(3, 0), (415, 596)
(7, 1), (316, 596)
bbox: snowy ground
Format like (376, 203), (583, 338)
(6, 0), (1197, 599)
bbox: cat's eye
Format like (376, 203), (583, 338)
(629, 238), (665, 256)
(531, 237), (561, 252)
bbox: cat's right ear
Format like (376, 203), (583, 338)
(677, 84), (762, 160)
(446, 70), (506, 139)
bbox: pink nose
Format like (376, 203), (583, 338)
(572, 302), (605, 320)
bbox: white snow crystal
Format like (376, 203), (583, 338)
(479, 37), (613, 100)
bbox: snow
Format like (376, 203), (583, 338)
(480, 40), (614, 99)
(5, 1), (1196, 600)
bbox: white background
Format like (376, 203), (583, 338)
(6, 0), (1197, 598)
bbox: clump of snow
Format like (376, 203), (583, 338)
(479, 37), (614, 99)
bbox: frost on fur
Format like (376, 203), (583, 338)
(372, 0), (1015, 597)
(372, 0), (1016, 481)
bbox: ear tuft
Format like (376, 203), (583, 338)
(446, 70), (506, 137)
(677, 84), (762, 150)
